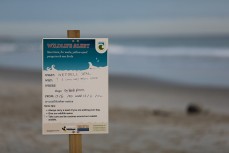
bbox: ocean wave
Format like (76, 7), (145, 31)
(0, 42), (41, 54)
(110, 45), (229, 58)
(1, 42), (229, 59)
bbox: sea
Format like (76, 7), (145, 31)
(0, 36), (229, 88)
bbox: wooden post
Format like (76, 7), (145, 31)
(68, 30), (80, 38)
(69, 134), (82, 153)
(67, 30), (82, 153)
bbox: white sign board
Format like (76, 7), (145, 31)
(42, 38), (108, 134)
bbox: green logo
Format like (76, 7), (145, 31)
(98, 42), (104, 51)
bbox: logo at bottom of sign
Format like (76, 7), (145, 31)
(62, 125), (89, 133)
(62, 124), (107, 133)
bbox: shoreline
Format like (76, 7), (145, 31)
(0, 66), (229, 115)
(1, 66), (229, 90)
(0, 66), (229, 153)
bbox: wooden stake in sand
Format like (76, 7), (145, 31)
(67, 30), (82, 153)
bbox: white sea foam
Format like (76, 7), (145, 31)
(0, 42), (41, 54)
(1, 41), (229, 59)
(110, 45), (229, 58)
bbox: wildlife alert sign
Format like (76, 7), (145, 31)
(42, 38), (108, 135)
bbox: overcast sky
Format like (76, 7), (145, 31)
(1, 0), (229, 37)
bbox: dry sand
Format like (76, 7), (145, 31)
(0, 67), (229, 153)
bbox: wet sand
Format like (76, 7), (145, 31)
(0, 67), (229, 153)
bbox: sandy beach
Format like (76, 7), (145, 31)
(0, 67), (229, 153)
